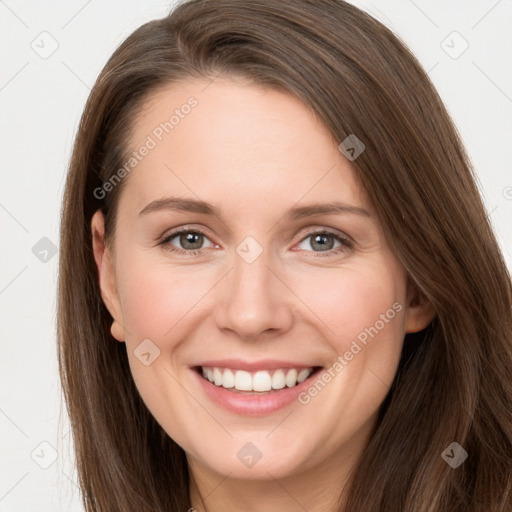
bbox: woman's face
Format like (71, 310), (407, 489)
(92, 76), (432, 483)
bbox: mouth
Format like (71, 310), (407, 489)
(193, 365), (324, 395)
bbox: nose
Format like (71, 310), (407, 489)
(213, 245), (294, 341)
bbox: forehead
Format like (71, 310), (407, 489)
(117, 76), (369, 221)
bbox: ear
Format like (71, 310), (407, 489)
(91, 209), (126, 342)
(404, 278), (436, 333)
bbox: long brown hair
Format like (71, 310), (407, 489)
(57, 1), (512, 510)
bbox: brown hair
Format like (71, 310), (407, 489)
(57, 0), (512, 510)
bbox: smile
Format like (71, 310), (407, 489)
(191, 363), (324, 416)
(199, 366), (317, 392)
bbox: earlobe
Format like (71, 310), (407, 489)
(91, 210), (126, 342)
(404, 280), (436, 334)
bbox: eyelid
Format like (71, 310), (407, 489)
(158, 225), (354, 255)
(159, 224), (352, 246)
(292, 225), (353, 246)
(159, 224), (216, 243)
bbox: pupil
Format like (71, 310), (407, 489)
(312, 234), (332, 252)
(181, 232), (202, 250)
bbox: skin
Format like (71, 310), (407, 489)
(91, 76), (435, 512)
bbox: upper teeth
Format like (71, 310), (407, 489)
(201, 367), (314, 391)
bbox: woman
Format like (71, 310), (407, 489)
(57, 0), (512, 510)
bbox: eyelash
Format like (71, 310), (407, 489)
(158, 227), (353, 258)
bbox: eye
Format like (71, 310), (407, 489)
(295, 230), (352, 256)
(158, 227), (352, 257)
(159, 228), (215, 255)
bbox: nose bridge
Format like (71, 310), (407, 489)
(233, 238), (273, 297)
(214, 234), (293, 338)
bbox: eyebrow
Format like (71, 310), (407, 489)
(138, 197), (371, 220)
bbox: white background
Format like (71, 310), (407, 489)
(1, 1), (511, 510)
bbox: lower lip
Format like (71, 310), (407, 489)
(191, 367), (322, 416)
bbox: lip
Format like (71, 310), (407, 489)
(193, 359), (317, 372)
(191, 365), (323, 417)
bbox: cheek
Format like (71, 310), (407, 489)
(114, 260), (210, 438)
(293, 262), (406, 407)
(117, 258), (212, 342)
(292, 261), (403, 345)
(117, 250), (405, 363)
